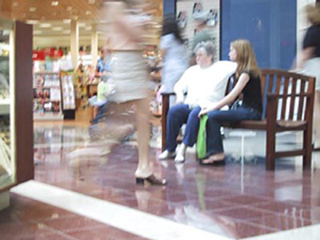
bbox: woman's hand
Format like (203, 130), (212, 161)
(198, 108), (209, 118)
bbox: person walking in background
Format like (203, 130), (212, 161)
(104, 0), (166, 185)
(96, 47), (113, 78)
(296, 3), (320, 149)
(159, 16), (188, 105)
(158, 41), (236, 163)
(198, 39), (262, 165)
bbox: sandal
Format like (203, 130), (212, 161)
(199, 159), (225, 166)
(136, 174), (167, 186)
(199, 153), (225, 166)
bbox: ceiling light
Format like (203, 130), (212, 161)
(39, 23), (52, 28)
(63, 19), (71, 24)
(78, 23), (86, 27)
(33, 30), (42, 35)
(13, 2), (18, 7)
(85, 26), (92, 31)
(52, 27), (63, 31)
(88, 0), (95, 4)
(66, 6), (72, 11)
(86, 11), (92, 15)
(63, 30), (71, 34)
(29, 7), (36, 12)
(26, 20), (39, 25)
(51, 1), (59, 6)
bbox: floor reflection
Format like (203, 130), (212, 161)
(33, 123), (320, 239)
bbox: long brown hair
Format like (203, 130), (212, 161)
(305, 3), (320, 25)
(231, 39), (260, 78)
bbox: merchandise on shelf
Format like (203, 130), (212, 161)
(33, 70), (63, 119)
(60, 72), (76, 110)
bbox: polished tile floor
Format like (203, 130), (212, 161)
(1, 109), (320, 239)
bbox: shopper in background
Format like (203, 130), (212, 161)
(159, 16), (188, 105)
(158, 41), (237, 163)
(96, 47), (113, 77)
(189, 12), (212, 66)
(198, 39), (262, 166)
(102, 0), (166, 185)
(296, 3), (320, 149)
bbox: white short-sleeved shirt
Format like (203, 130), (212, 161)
(174, 61), (237, 108)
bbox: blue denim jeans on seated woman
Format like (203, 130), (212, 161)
(206, 107), (261, 156)
(166, 104), (201, 152)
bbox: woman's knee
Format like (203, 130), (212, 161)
(189, 108), (200, 119)
(207, 110), (221, 122)
(168, 108), (180, 119)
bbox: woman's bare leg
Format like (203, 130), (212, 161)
(133, 98), (153, 178)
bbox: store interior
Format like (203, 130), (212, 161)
(3, 1), (320, 240)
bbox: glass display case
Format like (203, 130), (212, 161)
(0, 20), (16, 190)
(0, 19), (33, 210)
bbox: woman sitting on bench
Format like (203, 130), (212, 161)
(198, 39), (262, 166)
(159, 41), (237, 163)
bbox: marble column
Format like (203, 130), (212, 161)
(70, 20), (79, 72)
(91, 23), (98, 67)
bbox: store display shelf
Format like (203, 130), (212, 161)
(33, 98), (59, 102)
(0, 99), (10, 105)
(33, 86), (60, 89)
(34, 71), (59, 74)
(0, 174), (12, 190)
(34, 112), (63, 121)
(0, 99), (10, 115)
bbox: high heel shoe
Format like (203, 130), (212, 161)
(136, 174), (167, 186)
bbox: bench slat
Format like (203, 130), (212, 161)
(289, 77), (297, 120)
(275, 149), (306, 158)
(281, 76), (290, 119)
(297, 80), (306, 120)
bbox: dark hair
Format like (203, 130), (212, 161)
(162, 16), (183, 44)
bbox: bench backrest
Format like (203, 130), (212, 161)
(226, 69), (315, 121)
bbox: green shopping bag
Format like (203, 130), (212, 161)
(196, 115), (208, 159)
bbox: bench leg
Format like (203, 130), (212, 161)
(303, 128), (312, 169)
(161, 95), (170, 151)
(266, 130), (276, 171)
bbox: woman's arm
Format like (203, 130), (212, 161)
(297, 47), (315, 69)
(198, 72), (250, 117)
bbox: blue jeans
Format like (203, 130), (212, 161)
(206, 107), (261, 156)
(166, 104), (201, 151)
(92, 103), (108, 124)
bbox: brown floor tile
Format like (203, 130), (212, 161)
(38, 216), (106, 233)
(222, 194), (272, 205)
(223, 220), (275, 238)
(67, 226), (148, 240)
(0, 222), (54, 240)
(246, 214), (313, 231)
(211, 206), (274, 221)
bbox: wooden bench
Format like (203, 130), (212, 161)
(161, 69), (316, 171)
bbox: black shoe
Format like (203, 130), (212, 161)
(136, 174), (167, 186)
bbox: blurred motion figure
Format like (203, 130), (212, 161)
(102, 0), (166, 185)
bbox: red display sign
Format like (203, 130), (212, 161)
(33, 48), (63, 61)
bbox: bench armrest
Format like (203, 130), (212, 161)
(161, 92), (176, 97)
